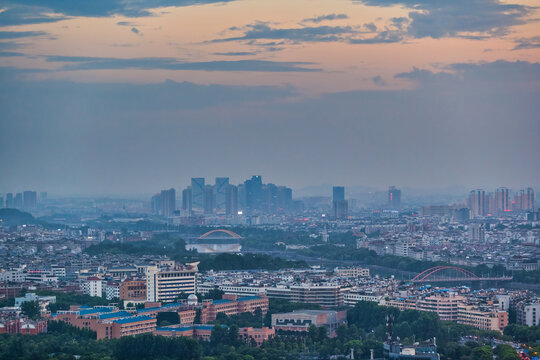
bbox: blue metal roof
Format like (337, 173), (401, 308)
(137, 303), (185, 313)
(237, 296), (261, 302)
(114, 315), (154, 324)
(212, 299), (233, 304)
(156, 326), (193, 332)
(79, 307), (114, 315)
(99, 311), (132, 319)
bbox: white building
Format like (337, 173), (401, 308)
(517, 303), (540, 326)
(0, 268), (26, 283)
(25, 270), (58, 284)
(334, 267), (370, 278)
(82, 276), (103, 297)
(343, 291), (384, 306)
(146, 262), (198, 303)
(105, 283), (120, 300)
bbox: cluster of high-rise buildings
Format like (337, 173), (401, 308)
(0, 191), (45, 210)
(468, 187), (534, 217)
(151, 176), (294, 217)
(331, 185), (401, 219)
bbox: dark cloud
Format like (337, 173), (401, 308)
(302, 14), (349, 24)
(45, 55), (320, 72)
(0, 4), (68, 26)
(213, 51), (258, 56)
(364, 22), (377, 32)
(212, 23), (357, 43)
(0, 51), (25, 57)
(211, 22), (403, 45)
(397, 61), (540, 85)
(513, 36), (540, 50)
(348, 30), (403, 44)
(0, 31), (47, 39)
(449, 60), (540, 83)
(0, 0), (236, 25)
(0, 60), (538, 194)
(372, 75), (386, 85)
(131, 27), (140, 35)
(357, 0), (530, 38)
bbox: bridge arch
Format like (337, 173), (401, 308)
(198, 229), (243, 239)
(412, 266), (480, 282)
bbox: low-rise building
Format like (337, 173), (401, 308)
(457, 304), (508, 332)
(201, 294), (269, 323)
(238, 327), (275, 345)
(266, 285), (343, 307)
(271, 309), (347, 336)
(0, 316), (47, 335)
(119, 279), (146, 301)
(334, 267), (370, 278)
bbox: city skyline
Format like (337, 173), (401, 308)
(1, 0), (539, 194)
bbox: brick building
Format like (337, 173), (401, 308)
(119, 279), (146, 301)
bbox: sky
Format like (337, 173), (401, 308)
(0, 0), (539, 196)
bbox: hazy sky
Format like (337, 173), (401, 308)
(0, 0), (539, 195)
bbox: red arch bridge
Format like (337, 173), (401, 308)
(411, 266), (512, 283)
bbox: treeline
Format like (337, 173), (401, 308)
(198, 253), (308, 271)
(504, 323), (540, 343)
(85, 233), (190, 257)
(85, 234), (308, 271)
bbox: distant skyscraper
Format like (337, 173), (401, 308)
(226, 184), (238, 215)
(23, 191), (37, 209)
(151, 193), (162, 215)
(514, 188), (535, 211)
(332, 186), (348, 219)
(40, 192), (47, 203)
(214, 177), (229, 214)
(333, 186), (345, 202)
(182, 187), (192, 214)
(0, 197), (3, 209)
(5, 193), (13, 208)
(237, 184), (246, 213)
(277, 186), (293, 213)
(495, 187), (509, 213)
(160, 188), (176, 217)
(525, 188), (535, 211)
(13, 193), (23, 209)
(468, 223), (485, 242)
(204, 185), (214, 214)
(468, 189), (485, 218)
(388, 186), (401, 210)
(191, 178), (205, 214)
(486, 192), (496, 216)
(245, 175), (263, 213)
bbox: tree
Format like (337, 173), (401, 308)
(494, 344), (520, 360)
(471, 345), (493, 360)
(156, 312), (180, 327)
(21, 300), (41, 320)
(206, 288), (225, 300)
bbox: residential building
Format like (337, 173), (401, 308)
(119, 279), (147, 301)
(457, 304), (508, 332)
(146, 262), (198, 303)
(82, 277), (103, 297)
(271, 310), (347, 336)
(517, 302), (540, 326)
(266, 284), (344, 307)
